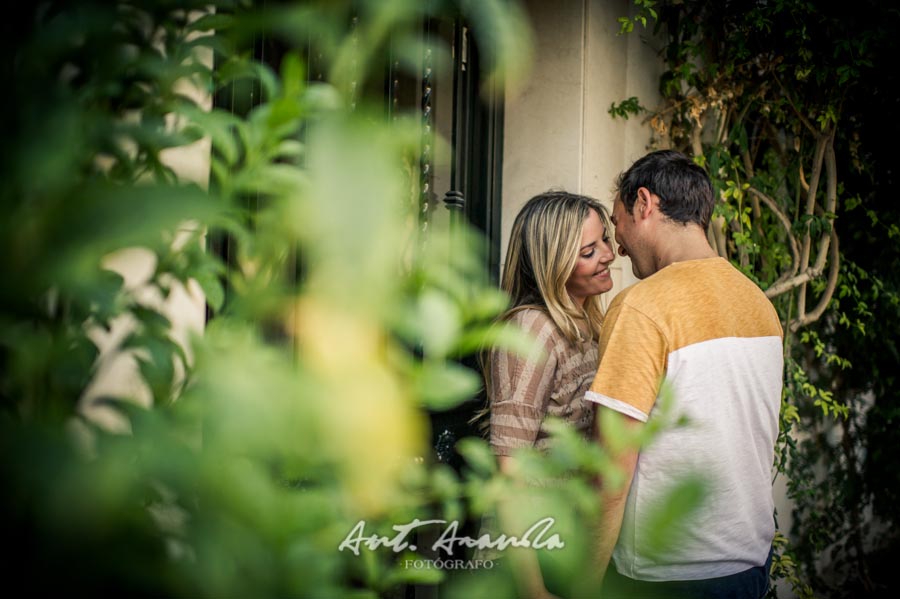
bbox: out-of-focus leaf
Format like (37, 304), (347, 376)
(641, 475), (709, 559)
(456, 437), (497, 476)
(91, 268), (127, 325)
(134, 336), (177, 402)
(384, 560), (445, 586)
(1, 0), (540, 596)
(216, 56), (279, 100)
(303, 82), (343, 112)
(418, 289), (461, 358)
(180, 106), (243, 166)
(459, 0), (534, 95)
(193, 269), (225, 313)
(431, 464), (461, 500)
(461, 287), (510, 322)
(414, 361), (481, 411)
(280, 52), (306, 99)
(187, 12), (235, 33)
(454, 319), (539, 357)
(273, 139), (304, 162)
(34, 183), (222, 294)
(233, 163), (308, 196)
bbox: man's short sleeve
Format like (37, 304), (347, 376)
(585, 298), (667, 422)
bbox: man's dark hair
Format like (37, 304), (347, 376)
(615, 149), (714, 229)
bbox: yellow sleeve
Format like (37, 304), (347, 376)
(587, 299), (667, 421)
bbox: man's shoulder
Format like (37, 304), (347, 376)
(607, 257), (777, 325)
(606, 284), (640, 316)
(628, 257), (764, 300)
(608, 274), (669, 314)
(605, 285), (662, 330)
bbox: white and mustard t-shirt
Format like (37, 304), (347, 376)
(587, 257), (783, 581)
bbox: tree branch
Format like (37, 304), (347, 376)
(742, 150), (764, 235)
(774, 73), (819, 136)
(691, 122), (703, 157)
(711, 215), (728, 258)
(788, 228), (839, 332)
(799, 164), (810, 194)
(797, 134), (829, 315)
(749, 187), (801, 296)
(716, 104), (731, 145)
(810, 137), (838, 276)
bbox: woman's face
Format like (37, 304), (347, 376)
(565, 209), (615, 306)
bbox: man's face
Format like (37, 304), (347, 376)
(612, 196), (651, 279)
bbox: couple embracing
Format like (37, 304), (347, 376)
(483, 150), (782, 599)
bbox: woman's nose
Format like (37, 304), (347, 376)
(603, 245), (615, 261)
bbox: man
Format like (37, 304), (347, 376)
(587, 150), (783, 598)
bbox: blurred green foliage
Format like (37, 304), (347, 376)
(0, 1), (704, 595)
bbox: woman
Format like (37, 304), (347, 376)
(487, 190), (615, 460)
(480, 191), (615, 598)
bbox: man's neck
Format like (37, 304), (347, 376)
(653, 225), (719, 272)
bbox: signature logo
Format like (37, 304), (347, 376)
(338, 517), (564, 556)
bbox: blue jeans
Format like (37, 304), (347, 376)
(602, 548), (773, 599)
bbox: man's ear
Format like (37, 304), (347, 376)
(635, 187), (656, 221)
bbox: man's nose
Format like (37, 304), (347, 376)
(618, 246), (628, 257)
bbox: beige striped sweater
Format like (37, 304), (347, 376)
(489, 308), (598, 455)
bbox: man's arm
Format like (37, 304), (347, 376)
(593, 408), (642, 587)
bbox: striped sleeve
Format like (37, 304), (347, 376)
(585, 297), (667, 422)
(489, 310), (559, 456)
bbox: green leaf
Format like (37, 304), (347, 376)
(431, 464), (461, 500)
(418, 290), (462, 359)
(384, 560), (445, 586)
(233, 164), (309, 196)
(194, 270), (225, 313)
(641, 475), (709, 558)
(463, 319), (541, 358)
(281, 53), (306, 99)
(414, 361), (481, 411)
(462, 288), (509, 322)
(181, 106), (243, 166)
(187, 13), (235, 33)
(455, 437), (497, 476)
(273, 140), (305, 162)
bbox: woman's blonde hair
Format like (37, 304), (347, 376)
(500, 191), (611, 343)
(472, 191), (613, 432)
